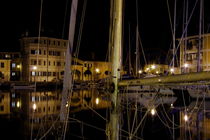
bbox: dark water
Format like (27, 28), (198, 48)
(0, 89), (210, 140)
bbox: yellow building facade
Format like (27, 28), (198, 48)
(20, 37), (112, 82)
(180, 34), (210, 73)
(0, 59), (11, 81)
(20, 37), (67, 82)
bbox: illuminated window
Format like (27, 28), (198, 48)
(12, 102), (16, 107)
(32, 71), (36, 76)
(12, 72), (15, 76)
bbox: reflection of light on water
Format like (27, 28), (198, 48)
(17, 101), (21, 108)
(184, 114), (188, 122)
(95, 98), (99, 105)
(150, 108), (156, 116)
(33, 103), (37, 110)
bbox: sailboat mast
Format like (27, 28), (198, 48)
(173, 0), (176, 69)
(197, 0), (203, 72)
(110, 0), (123, 139)
(60, 0), (78, 121)
(135, 0), (139, 77)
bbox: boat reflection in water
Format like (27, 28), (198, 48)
(1, 88), (210, 139)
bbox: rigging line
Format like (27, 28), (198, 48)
(35, 0), (44, 87)
(61, 0), (69, 39)
(69, 117), (106, 132)
(85, 103), (108, 122)
(138, 30), (147, 65)
(159, 110), (173, 137)
(159, 97), (180, 127)
(126, 85), (131, 135)
(75, 0), (87, 60)
(130, 95), (138, 137)
(130, 110), (149, 140)
(61, 91), (73, 140)
(168, 0), (199, 69)
(156, 109), (181, 129)
(31, 0), (44, 139)
(39, 116), (60, 140)
(166, 0), (174, 38)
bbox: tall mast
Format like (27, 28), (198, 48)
(172, 0), (176, 69)
(135, 0), (139, 77)
(60, 0), (78, 121)
(197, 0), (203, 72)
(109, 0), (123, 139)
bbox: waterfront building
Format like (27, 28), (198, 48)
(0, 59), (11, 81)
(20, 37), (112, 82)
(180, 33), (210, 73)
(20, 37), (68, 82)
(143, 64), (180, 75)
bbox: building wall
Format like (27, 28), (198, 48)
(0, 59), (11, 81)
(0, 92), (10, 115)
(20, 37), (113, 82)
(180, 34), (210, 73)
(20, 37), (67, 82)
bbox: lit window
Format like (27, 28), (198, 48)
(12, 63), (16, 68)
(12, 72), (15, 76)
(12, 102), (16, 107)
(32, 71), (36, 76)
(32, 96), (35, 102)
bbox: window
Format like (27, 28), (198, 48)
(12, 63), (16, 68)
(12, 72), (15, 76)
(31, 50), (36, 54)
(32, 71), (36, 76)
(0, 105), (4, 111)
(11, 102), (15, 107)
(57, 62), (61, 66)
(1, 62), (4, 68)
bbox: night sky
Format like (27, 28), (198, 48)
(2, 0), (210, 65)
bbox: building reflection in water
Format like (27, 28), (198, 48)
(179, 101), (210, 140)
(0, 89), (210, 139)
(0, 89), (110, 139)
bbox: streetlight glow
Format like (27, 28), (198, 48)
(151, 65), (156, 69)
(184, 63), (189, 68)
(33, 66), (37, 70)
(138, 70), (142, 74)
(95, 68), (100, 73)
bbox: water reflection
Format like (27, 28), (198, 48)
(0, 89), (110, 139)
(0, 89), (210, 139)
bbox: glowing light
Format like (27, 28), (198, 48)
(151, 65), (156, 69)
(66, 102), (68, 107)
(184, 63), (189, 68)
(17, 101), (21, 108)
(138, 70), (142, 74)
(95, 68), (100, 73)
(184, 114), (188, 122)
(96, 98), (99, 105)
(145, 67), (150, 71)
(155, 71), (159, 74)
(170, 68), (174, 72)
(150, 108), (156, 116)
(158, 79), (161, 82)
(17, 65), (20, 68)
(33, 103), (37, 110)
(33, 66), (37, 70)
